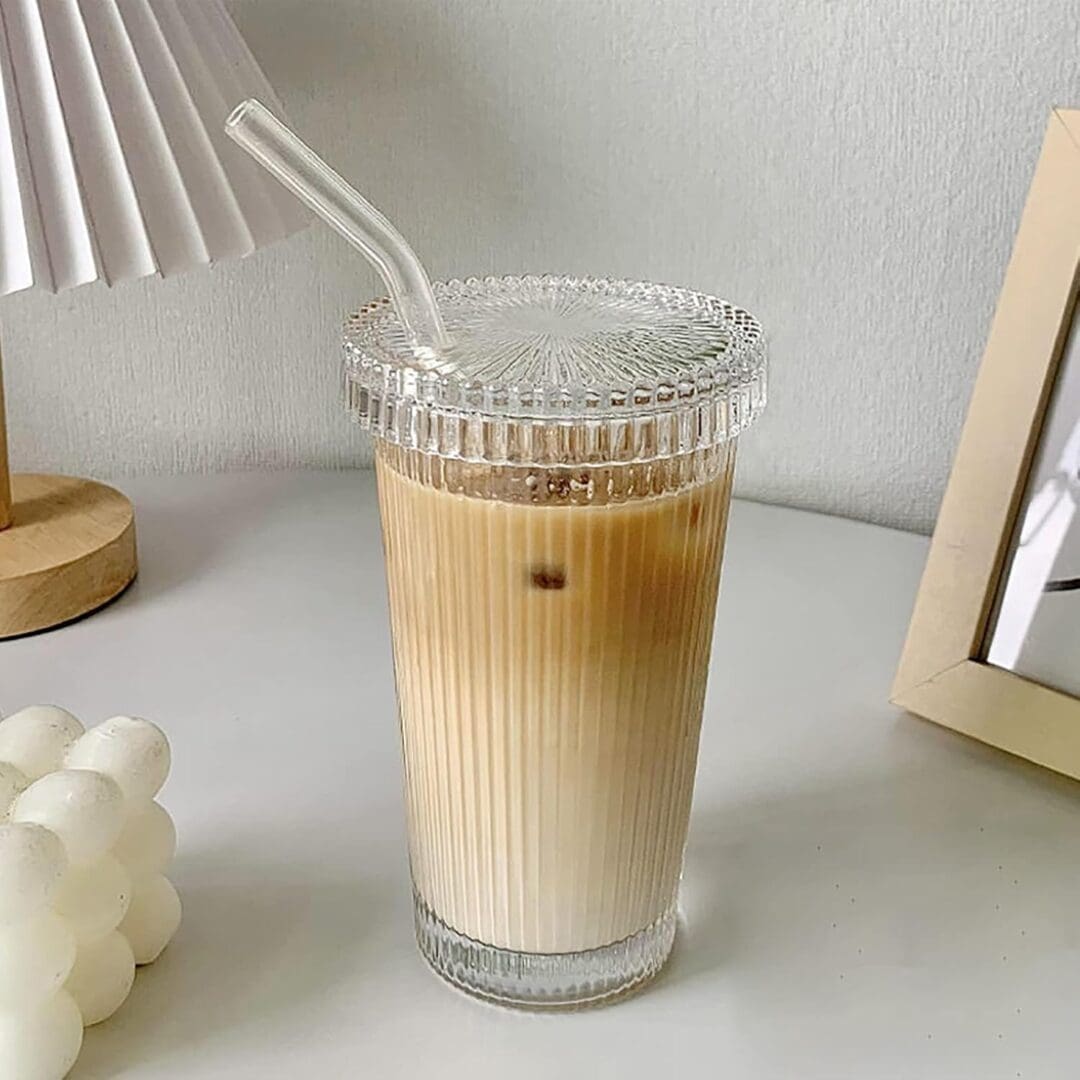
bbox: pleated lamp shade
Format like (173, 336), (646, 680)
(0, 0), (308, 639)
(0, 0), (309, 296)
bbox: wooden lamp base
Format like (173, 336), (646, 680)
(0, 474), (137, 638)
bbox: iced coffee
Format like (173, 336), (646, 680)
(349, 275), (766, 1006)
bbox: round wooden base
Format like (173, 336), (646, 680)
(0, 474), (137, 638)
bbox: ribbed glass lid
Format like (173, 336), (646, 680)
(343, 275), (767, 466)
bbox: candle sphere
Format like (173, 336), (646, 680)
(12, 770), (126, 865)
(112, 801), (177, 881)
(65, 717), (170, 805)
(0, 910), (76, 1007)
(65, 931), (136, 1026)
(120, 874), (182, 964)
(0, 990), (83, 1080)
(0, 823), (67, 925)
(0, 706), (84, 782)
(54, 855), (132, 945)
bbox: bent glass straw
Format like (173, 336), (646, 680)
(225, 98), (451, 357)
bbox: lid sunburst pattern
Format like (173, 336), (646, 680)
(344, 275), (766, 466)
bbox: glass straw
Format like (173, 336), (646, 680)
(225, 99), (451, 356)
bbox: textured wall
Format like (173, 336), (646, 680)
(5, 0), (1080, 532)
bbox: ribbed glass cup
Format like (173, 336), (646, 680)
(346, 276), (766, 1007)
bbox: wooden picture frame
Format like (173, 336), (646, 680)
(892, 107), (1080, 780)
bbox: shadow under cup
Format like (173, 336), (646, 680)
(347, 276), (767, 1007)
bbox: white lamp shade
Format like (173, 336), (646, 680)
(0, 0), (308, 296)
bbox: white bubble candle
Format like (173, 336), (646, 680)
(0, 708), (180, 1079)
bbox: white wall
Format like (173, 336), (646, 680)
(5, 0), (1079, 532)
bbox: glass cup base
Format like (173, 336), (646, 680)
(413, 891), (678, 1009)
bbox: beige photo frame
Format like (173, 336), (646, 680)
(893, 107), (1080, 780)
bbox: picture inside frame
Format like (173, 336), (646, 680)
(985, 287), (1080, 696)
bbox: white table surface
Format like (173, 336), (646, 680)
(3, 471), (1079, 1079)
